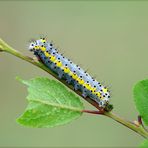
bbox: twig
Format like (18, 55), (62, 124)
(104, 112), (148, 138)
(0, 38), (148, 139)
(82, 110), (104, 114)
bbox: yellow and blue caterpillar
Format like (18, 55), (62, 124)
(29, 38), (110, 108)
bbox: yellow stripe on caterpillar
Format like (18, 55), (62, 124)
(96, 92), (103, 100)
(83, 83), (92, 90)
(90, 87), (97, 94)
(71, 73), (78, 80)
(102, 88), (108, 93)
(40, 38), (46, 43)
(40, 46), (46, 52)
(44, 51), (50, 57)
(76, 78), (85, 85)
(34, 46), (39, 50)
(56, 61), (62, 67)
(61, 67), (70, 73)
(50, 55), (56, 62)
(95, 92), (101, 97)
(53, 59), (58, 64)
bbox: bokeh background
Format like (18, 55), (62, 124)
(0, 1), (148, 147)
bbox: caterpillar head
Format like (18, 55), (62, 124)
(28, 38), (48, 52)
(101, 87), (110, 103)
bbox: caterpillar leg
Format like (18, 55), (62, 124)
(65, 75), (73, 84)
(73, 82), (79, 91)
(57, 69), (64, 79)
(50, 63), (58, 74)
(32, 54), (43, 63)
(66, 78), (72, 84)
(82, 92), (87, 98)
(90, 95), (101, 105)
(33, 51), (43, 62)
(66, 79), (71, 84)
(82, 89), (88, 98)
(58, 72), (64, 79)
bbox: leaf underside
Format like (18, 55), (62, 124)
(133, 79), (148, 125)
(17, 77), (84, 128)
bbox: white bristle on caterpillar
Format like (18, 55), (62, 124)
(28, 38), (111, 108)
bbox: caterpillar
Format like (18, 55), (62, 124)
(28, 38), (111, 109)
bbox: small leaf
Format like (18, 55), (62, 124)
(17, 77), (84, 128)
(140, 139), (148, 148)
(133, 79), (148, 125)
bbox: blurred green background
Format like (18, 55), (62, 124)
(0, 1), (148, 147)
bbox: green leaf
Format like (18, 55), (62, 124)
(140, 139), (148, 148)
(17, 77), (84, 128)
(133, 79), (148, 125)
